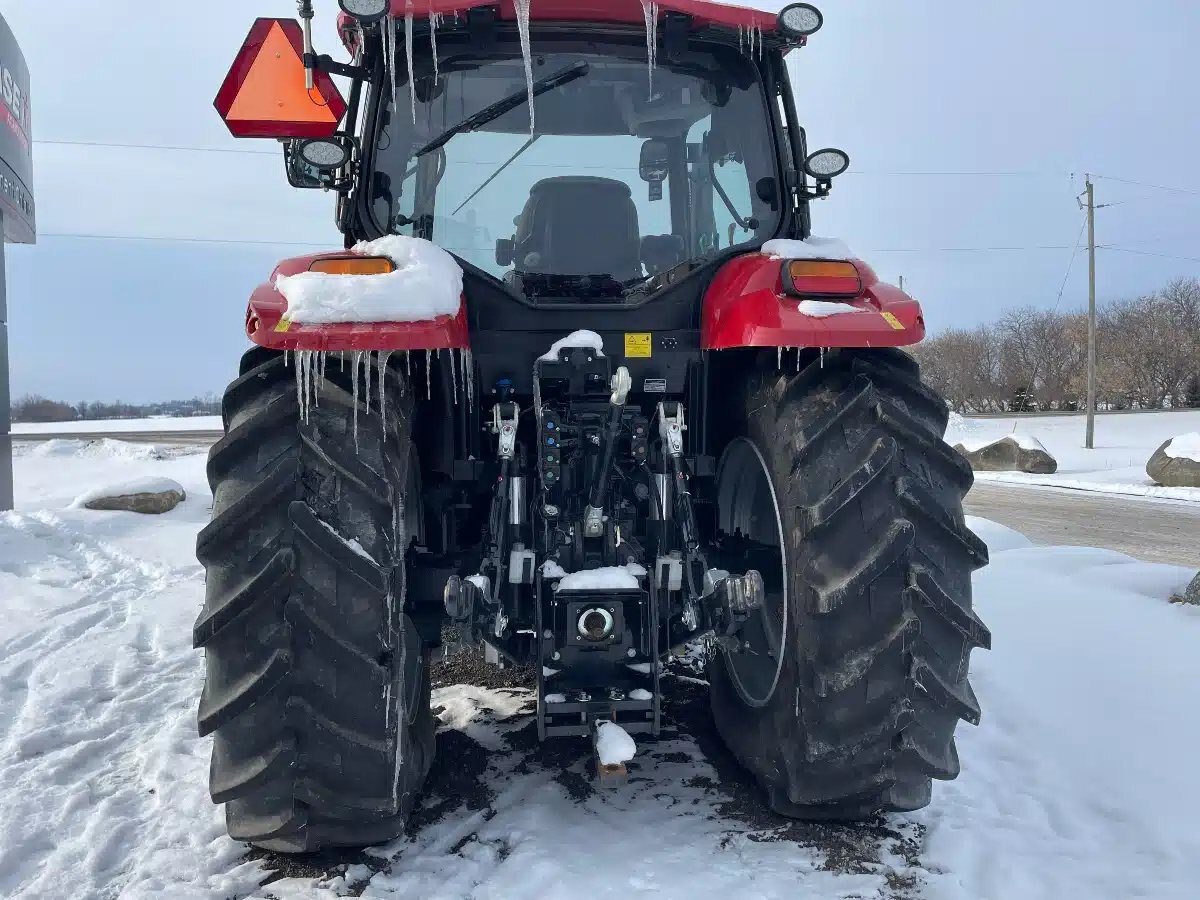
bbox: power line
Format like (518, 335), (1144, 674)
(1052, 214), (1089, 311)
(35, 138), (278, 157)
(1092, 174), (1200, 197)
(1101, 246), (1200, 264)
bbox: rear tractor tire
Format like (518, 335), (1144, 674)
(708, 348), (991, 819)
(194, 348), (435, 852)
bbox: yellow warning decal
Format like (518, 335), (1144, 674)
(274, 316), (293, 333)
(881, 312), (905, 331)
(624, 332), (653, 358)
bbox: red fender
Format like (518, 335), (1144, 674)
(701, 254), (926, 351)
(244, 252), (469, 352)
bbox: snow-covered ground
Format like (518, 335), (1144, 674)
(947, 409), (1200, 502)
(1, 441), (1198, 899)
(11, 416), (222, 435)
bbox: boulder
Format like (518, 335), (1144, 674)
(76, 477), (186, 515)
(1172, 570), (1200, 606)
(953, 435), (1058, 474)
(1145, 433), (1200, 488)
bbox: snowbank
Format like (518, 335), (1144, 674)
(275, 235), (463, 325)
(947, 409), (1200, 502)
(761, 235), (855, 260)
(1163, 432), (1200, 461)
(538, 329), (605, 362)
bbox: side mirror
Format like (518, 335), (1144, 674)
(639, 139), (670, 183)
(496, 237), (515, 267)
(803, 148), (850, 182)
(639, 139), (670, 202)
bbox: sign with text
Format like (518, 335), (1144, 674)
(0, 14), (33, 243)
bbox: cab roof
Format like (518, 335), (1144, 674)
(338, 1), (797, 51)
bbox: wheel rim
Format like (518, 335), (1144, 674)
(715, 437), (788, 707)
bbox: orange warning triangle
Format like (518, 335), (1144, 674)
(216, 18), (346, 139)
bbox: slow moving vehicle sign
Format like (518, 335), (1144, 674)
(0, 13), (33, 244)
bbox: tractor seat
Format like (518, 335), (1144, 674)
(508, 177), (642, 280)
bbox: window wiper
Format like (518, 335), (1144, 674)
(415, 61), (590, 157)
(452, 135), (539, 215)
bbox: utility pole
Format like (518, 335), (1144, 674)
(1084, 175), (1097, 450)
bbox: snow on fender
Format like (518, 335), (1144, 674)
(275, 235), (463, 324)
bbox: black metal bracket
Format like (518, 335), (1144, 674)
(663, 13), (690, 61)
(467, 6), (498, 50)
(303, 52), (368, 81)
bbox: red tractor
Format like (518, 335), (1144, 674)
(197, 0), (989, 853)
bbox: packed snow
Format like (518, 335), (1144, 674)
(1163, 432), (1200, 461)
(947, 409), (1200, 502)
(556, 563), (647, 591)
(538, 330), (605, 362)
(274, 236), (463, 325)
(539, 559), (568, 579)
(2, 438), (1200, 898)
(71, 476), (185, 509)
(594, 721), (637, 766)
(760, 235), (856, 260)
(628, 688), (654, 701)
(795, 299), (866, 318)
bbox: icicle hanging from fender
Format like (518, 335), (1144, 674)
(463, 349), (474, 404)
(351, 350), (364, 450)
(426, 349), (433, 400)
(450, 347), (459, 404)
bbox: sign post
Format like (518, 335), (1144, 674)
(0, 13), (34, 511)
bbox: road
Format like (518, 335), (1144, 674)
(11, 430), (221, 445)
(10, 428), (1198, 567)
(965, 481), (1200, 567)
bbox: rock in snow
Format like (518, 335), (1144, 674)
(1147, 433), (1200, 488)
(955, 435), (1058, 474)
(1173, 570), (1200, 606)
(73, 477), (186, 514)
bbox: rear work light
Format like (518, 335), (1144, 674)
(781, 260), (863, 299)
(307, 256), (396, 275)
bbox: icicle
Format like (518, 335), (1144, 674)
(352, 350), (364, 451)
(737, 24), (744, 54)
(796, 348), (801, 373)
(426, 349), (433, 400)
(450, 347), (459, 404)
(430, 12), (441, 85)
(364, 349), (373, 416)
(463, 349), (474, 404)
(513, 0), (535, 134)
(378, 350), (393, 433)
(777, 346), (782, 370)
(404, 9), (417, 124)
(820, 347), (826, 369)
(639, 1), (658, 98)
(284, 349), (291, 368)
(404, 351), (411, 377)
(383, 13), (398, 106)
(340, 350), (345, 372)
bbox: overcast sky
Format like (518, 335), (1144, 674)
(1, 0), (1197, 403)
